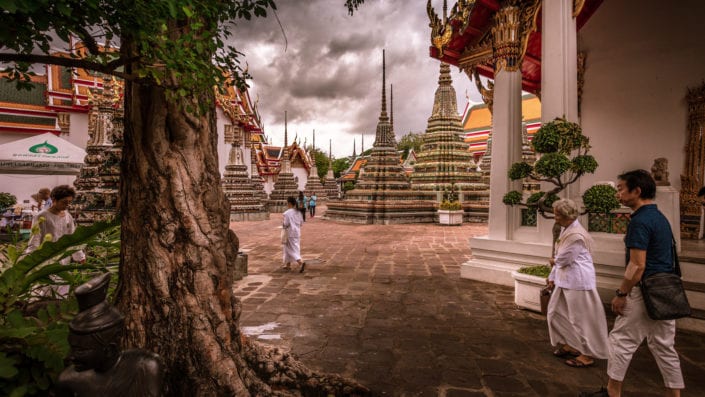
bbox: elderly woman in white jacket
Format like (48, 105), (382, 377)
(547, 199), (609, 368)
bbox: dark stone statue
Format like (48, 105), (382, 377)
(651, 157), (670, 186)
(55, 273), (164, 397)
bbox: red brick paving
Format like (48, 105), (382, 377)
(231, 205), (705, 396)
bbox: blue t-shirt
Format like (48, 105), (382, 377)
(309, 195), (317, 207)
(624, 204), (674, 277)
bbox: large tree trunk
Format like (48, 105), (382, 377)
(115, 72), (261, 395)
(114, 38), (368, 396)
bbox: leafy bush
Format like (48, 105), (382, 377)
(533, 153), (571, 179)
(517, 265), (551, 278)
(571, 155), (598, 174)
(508, 162), (533, 180)
(503, 191), (523, 205)
(0, 220), (119, 396)
(0, 193), (17, 211)
(439, 200), (462, 211)
(583, 184), (621, 214)
(531, 118), (586, 154)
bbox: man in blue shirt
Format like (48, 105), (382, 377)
(598, 170), (684, 397)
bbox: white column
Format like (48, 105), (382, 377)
(539, 0), (579, 244)
(489, 70), (524, 240)
(541, 0), (578, 123)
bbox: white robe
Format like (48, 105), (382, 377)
(26, 208), (85, 263)
(547, 220), (608, 358)
(282, 208), (303, 264)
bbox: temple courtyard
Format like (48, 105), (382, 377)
(231, 205), (705, 396)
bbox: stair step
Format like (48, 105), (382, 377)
(683, 281), (705, 293)
(690, 308), (705, 320)
(682, 255), (705, 264)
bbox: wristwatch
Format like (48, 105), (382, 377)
(615, 289), (628, 298)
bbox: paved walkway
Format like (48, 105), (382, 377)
(231, 205), (705, 397)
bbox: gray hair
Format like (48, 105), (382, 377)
(552, 198), (580, 220)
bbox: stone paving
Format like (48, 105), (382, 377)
(231, 205), (705, 396)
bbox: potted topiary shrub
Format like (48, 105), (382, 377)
(512, 265), (552, 312)
(438, 185), (463, 225)
(502, 117), (598, 218)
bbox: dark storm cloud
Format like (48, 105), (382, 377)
(230, 0), (482, 157)
(326, 32), (378, 57)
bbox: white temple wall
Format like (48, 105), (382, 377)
(292, 167), (308, 192)
(65, 113), (90, 149)
(578, 0), (705, 192)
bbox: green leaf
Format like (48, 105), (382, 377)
(0, 353), (19, 379)
(168, 1), (178, 18)
(9, 384), (28, 397)
(182, 5), (193, 17)
(15, 219), (118, 274)
(0, 326), (38, 339)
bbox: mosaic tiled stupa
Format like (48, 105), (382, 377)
(221, 127), (269, 222)
(410, 62), (489, 222)
(249, 142), (268, 203)
(303, 130), (327, 199)
(72, 77), (123, 226)
(325, 51), (437, 224)
(323, 139), (340, 200)
(267, 111), (300, 213)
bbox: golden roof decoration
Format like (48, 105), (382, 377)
(428, 0), (476, 58)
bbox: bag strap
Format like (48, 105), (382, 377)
(672, 236), (682, 277)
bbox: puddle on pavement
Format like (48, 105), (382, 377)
(241, 322), (282, 340)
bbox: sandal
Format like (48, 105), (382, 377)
(553, 346), (580, 358)
(299, 262), (306, 273)
(565, 357), (594, 368)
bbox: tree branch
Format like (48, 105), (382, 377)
(74, 27), (101, 55)
(0, 53), (138, 81)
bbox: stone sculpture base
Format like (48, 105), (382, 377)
(234, 252), (248, 281)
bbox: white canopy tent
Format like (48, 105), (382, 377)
(0, 132), (86, 175)
(0, 133), (85, 205)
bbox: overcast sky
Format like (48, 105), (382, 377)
(231, 0), (484, 158)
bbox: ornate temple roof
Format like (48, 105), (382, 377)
(339, 155), (369, 181)
(254, 141), (313, 177)
(427, 0), (603, 94)
(462, 94), (540, 160)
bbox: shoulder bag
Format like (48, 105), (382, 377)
(540, 286), (552, 316)
(640, 237), (691, 320)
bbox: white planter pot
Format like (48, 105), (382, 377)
(438, 210), (463, 225)
(511, 271), (547, 313)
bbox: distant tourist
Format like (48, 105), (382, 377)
(26, 185), (85, 265)
(297, 191), (307, 222)
(31, 187), (52, 210)
(309, 193), (317, 218)
(546, 199), (608, 368)
(282, 196), (305, 273)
